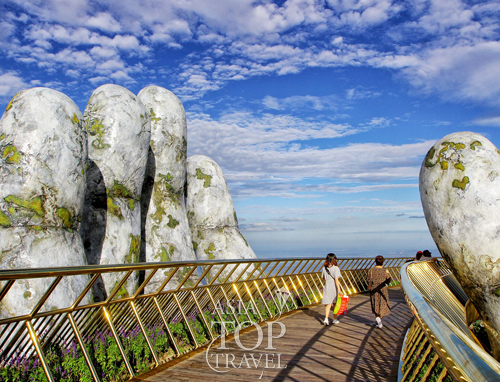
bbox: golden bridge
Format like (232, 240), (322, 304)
(1, 257), (499, 381)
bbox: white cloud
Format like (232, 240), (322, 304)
(411, 0), (475, 34)
(186, 110), (434, 197)
(346, 87), (382, 99)
(262, 94), (340, 111)
(473, 117), (500, 127)
(89, 46), (118, 59)
(398, 41), (500, 105)
(2, 0), (500, 107)
(89, 76), (108, 85)
(0, 71), (29, 96)
(110, 70), (134, 82)
(10, 0), (90, 24)
(86, 12), (122, 33)
(241, 223), (295, 232)
(97, 59), (125, 73)
(65, 69), (80, 78)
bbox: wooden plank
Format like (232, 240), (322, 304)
(132, 288), (413, 382)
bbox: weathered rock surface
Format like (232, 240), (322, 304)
(420, 131), (500, 359)
(0, 88), (89, 318)
(186, 155), (256, 280)
(138, 86), (196, 292)
(83, 84), (150, 297)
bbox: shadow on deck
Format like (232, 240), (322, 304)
(132, 288), (413, 382)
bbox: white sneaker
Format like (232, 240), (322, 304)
(376, 317), (383, 328)
(323, 319), (329, 326)
(332, 319), (339, 324)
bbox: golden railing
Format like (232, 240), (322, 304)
(0, 257), (406, 381)
(399, 260), (500, 382)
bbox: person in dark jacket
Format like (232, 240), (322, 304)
(367, 255), (391, 329)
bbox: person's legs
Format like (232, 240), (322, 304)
(332, 313), (339, 324)
(324, 304), (331, 325)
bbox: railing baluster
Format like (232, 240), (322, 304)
(173, 293), (198, 349)
(26, 320), (55, 382)
(204, 287), (230, 335)
(190, 290), (213, 341)
(262, 278), (281, 317)
(102, 307), (135, 378)
(282, 276), (299, 309)
(153, 297), (181, 356)
(230, 283), (253, 324)
(67, 312), (101, 382)
(30, 276), (63, 317)
(207, 264), (229, 286)
(0, 280), (15, 303)
(130, 300), (160, 366)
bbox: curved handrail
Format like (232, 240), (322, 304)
(400, 260), (500, 381)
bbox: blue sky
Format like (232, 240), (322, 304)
(1, 0), (499, 258)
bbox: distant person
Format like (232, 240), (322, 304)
(422, 249), (439, 263)
(321, 253), (343, 326)
(367, 255), (392, 329)
(405, 251), (423, 263)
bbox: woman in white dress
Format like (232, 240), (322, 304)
(321, 253), (343, 325)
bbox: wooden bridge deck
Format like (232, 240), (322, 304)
(133, 288), (413, 382)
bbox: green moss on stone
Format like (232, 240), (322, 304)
(471, 141), (482, 150)
(108, 180), (133, 199)
(192, 241), (198, 251)
(452, 176), (469, 190)
(113, 281), (129, 299)
(167, 214), (179, 229)
(158, 173), (175, 193)
(107, 197), (123, 220)
(493, 287), (500, 297)
(150, 108), (161, 123)
(2, 145), (21, 164)
(455, 143), (466, 150)
(196, 168), (212, 188)
(424, 147), (437, 167)
(454, 162), (465, 171)
(205, 243), (216, 260)
(0, 134), (5, 140)
(159, 247), (171, 262)
(72, 113), (79, 124)
(126, 234), (140, 263)
(29, 225), (43, 231)
(57, 207), (74, 230)
(440, 161), (448, 170)
(151, 207), (165, 223)
(0, 210), (11, 227)
(87, 119), (110, 149)
(5, 195), (44, 217)
(128, 199), (136, 211)
(24, 291), (31, 299)
(5, 94), (17, 112)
